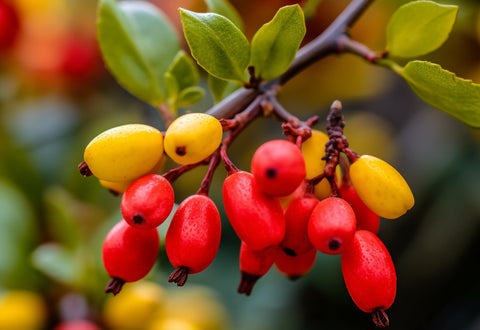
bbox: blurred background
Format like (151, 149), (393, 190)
(0, 0), (479, 329)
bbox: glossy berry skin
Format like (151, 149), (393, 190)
(102, 220), (159, 283)
(341, 230), (396, 318)
(164, 113), (223, 165)
(251, 139), (306, 196)
(281, 195), (318, 256)
(340, 184), (380, 234)
(350, 155), (414, 219)
(308, 197), (356, 255)
(166, 195), (221, 284)
(121, 174), (175, 229)
(274, 248), (317, 280)
(301, 129), (329, 179)
(83, 124), (164, 182)
(223, 171), (285, 251)
(237, 241), (276, 295)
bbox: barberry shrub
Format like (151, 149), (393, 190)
(79, 0), (480, 327)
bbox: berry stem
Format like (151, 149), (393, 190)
(104, 277), (125, 295)
(237, 271), (261, 296)
(168, 266), (191, 287)
(197, 149), (221, 196)
(162, 161), (207, 183)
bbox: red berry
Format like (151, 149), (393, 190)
(237, 241), (276, 296)
(307, 197), (356, 255)
(340, 183), (380, 234)
(166, 194), (221, 286)
(223, 171), (285, 250)
(274, 247), (317, 280)
(54, 320), (101, 330)
(121, 174), (175, 229)
(102, 220), (159, 295)
(341, 230), (396, 327)
(251, 139), (306, 196)
(0, 0), (20, 51)
(281, 195), (318, 256)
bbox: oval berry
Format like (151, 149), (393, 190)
(340, 183), (380, 234)
(341, 230), (396, 327)
(82, 124), (164, 182)
(223, 171), (285, 250)
(237, 241), (276, 296)
(164, 113), (223, 165)
(121, 174), (175, 229)
(102, 220), (159, 295)
(281, 195), (318, 256)
(301, 129), (329, 179)
(274, 248), (317, 280)
(166, 194), (221, 286)
(251, 139), (306, 196)
(350, 155), (414, 219)
(307, 197), (356, 255)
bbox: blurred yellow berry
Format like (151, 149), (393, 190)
(350, 155), (414, 219)
(164, 113), (223, 165)
(103, 281), (165, 330)
(0, 290), (47, 330)
(83, 124), (164, 182)
(148, 317), (200, 330)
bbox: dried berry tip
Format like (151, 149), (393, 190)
(372, 309), (389, 328)
(133, 214), (144, 225)
(237, 272), (261, 296)
(283, 248), (297, 257)
(266, 168), (277, 179)
(78, 161), (92, 177)
(328, 238), (342, 251)
(168, 266), (190, 286)
(175, 146), (187, 156)
(105, 277), (125, 296)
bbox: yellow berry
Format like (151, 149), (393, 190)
(148, 318), (200, 330)
(301, 130), (329, 179)
(103, 281), (165, 330)
(0, 290), (47, 330)
(164, 113), (222, 165)
(83, 124), (164, 182)
(313, 165), (341, 200)
(349, 155), (414, 219)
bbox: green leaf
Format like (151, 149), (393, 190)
(386, 1), (458, 58)
(177, 86), (206, 108)
(204, 0), (244, 31)
(396, 60), (480, 127)
(32, 243), (76, 285)
(98, 0), (179, 106)
(250, 5), (306, 81)
(180, 8), (250, 83)
(166, 50), (200, 91)
(208, 74), (239, 103)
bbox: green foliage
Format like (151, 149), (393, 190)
(32, 243), (76, 285)
(204, 0), (244, 31)
(177, 86), (206, 108)
(250, 5), (306, 81)
(395, 61), (480, 127)
(208, 75), (239, 103)
(180, 9), (250, 84)
(97, 0), (179, 106)
(166, 51), (200, 92)
(386, 1), (458, 58)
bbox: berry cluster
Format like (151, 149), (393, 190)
(79, 101), (414, 328)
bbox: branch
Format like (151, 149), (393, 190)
(205, 0), (375, 120)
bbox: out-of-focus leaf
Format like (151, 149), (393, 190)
(177, 86), (206, 108)
(386, 1), (458, 58)
(395, 61), (480, 127)
(32, 243), (76, 285)
(250, 5), (306, 80)
(166, 50), (200, 92)
(204, 0), (244, 31)
(0, 179), (39, 288)
(207, 75), (239, 103)
(97, 0), (179, 106)
(180, 9), (250, 83)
